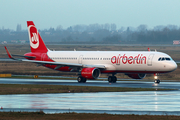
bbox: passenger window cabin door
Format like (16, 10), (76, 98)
(78, 55), (83, 64)
(147, 54), (154, 66)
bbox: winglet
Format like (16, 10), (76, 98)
(148, 48), (150, 52)
(4, 46), (13, 59)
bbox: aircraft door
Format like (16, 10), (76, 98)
(147, 54), (154, 66)
(78, 55), (83, 64)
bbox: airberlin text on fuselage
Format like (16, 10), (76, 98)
(111, 54), (146, 65)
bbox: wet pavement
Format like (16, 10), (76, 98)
(1, 78), (180, 115)
(1, 91), (180, 115)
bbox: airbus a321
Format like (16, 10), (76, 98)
(5, 21), (177, 84)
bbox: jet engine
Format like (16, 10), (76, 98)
(126, 73), (146, 79)
(81, 67), (100, 79)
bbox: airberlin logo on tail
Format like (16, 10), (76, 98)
(29, 25), (39, 49)
(111, 54), (147, 65)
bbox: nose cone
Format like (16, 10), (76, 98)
(174, 62), (178, 70)
(168, 61), (177, 72)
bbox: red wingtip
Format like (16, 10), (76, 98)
(4, 46), (13, 59)
(148, 48), (150, 52)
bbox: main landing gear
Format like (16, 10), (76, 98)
(77, 76), (87, 83)
(108, 75), (117, 83)
(154, 74), (160, 84)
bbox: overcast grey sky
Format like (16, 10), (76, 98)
(0, 0), (180, 30)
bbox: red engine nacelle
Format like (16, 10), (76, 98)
(81, 67), (100, 79)
(126, 73), (146, 79)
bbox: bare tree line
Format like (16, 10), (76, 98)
(0, 24), (180, 44)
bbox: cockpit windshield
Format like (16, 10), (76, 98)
(165, 58), (171, 60)
(158, 57), (171, 61)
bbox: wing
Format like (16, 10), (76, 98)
(4, 46), (106, 69)
(22, 59), (105, 69)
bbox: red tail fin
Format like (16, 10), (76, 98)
(27, 21), (48, 53)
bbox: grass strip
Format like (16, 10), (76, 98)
(0, 112), (179, 120)
(0, 84), (174, 95)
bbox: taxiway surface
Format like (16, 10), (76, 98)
(0, 78), (180, 90)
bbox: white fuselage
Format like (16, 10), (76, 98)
(47, 51), (177, 74)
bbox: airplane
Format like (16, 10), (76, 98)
(4, 21), (177, 84)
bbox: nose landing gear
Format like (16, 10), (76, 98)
(154, 74), (160, 84)
(154, 79), (160, 84)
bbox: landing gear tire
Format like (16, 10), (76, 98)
(154, 79), (160, 84)
(108, 76), (117, 83)
(77, 76), (87, 83)
(112, 76), (117, 83)
(82, 78), (87, 83)
(108, 76), (112, 83)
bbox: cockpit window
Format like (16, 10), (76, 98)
(158, 58), (161, 61)
(158, 57), (171, 61)
(165, 58), (171, 61)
